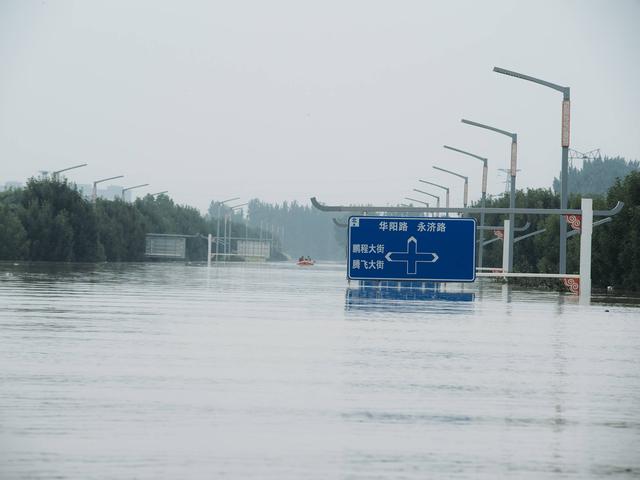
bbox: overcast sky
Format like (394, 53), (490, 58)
(1, 0), (638, 212)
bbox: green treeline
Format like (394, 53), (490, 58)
(0, 178), (262, 262)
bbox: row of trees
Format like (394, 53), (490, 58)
(0, 178), (269, 262)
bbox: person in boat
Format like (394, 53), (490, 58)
(299, 256), (304, 262)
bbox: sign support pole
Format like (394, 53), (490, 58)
(579, 198), (592, 304)
(502, 219), (511, 273)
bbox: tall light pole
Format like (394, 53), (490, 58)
(461, 119), (517, 272)
(122, 183), (149, 201)
(226, 203), (248, 258)
(413, 188), (440, 218)
(214, 197), (240, 262)
(151, 191), (168, 197)
(443, 145), (488, 267)
(433, 166), (469, 208)
(404, 197), (429, 207)
(52, 163), (88, 180)
(419, 180), (450, 212)
(92, 175), (124, 203)
(493, 66), (571, 274)
(413, 188), (440, 208)
(398, 202), (415, 217)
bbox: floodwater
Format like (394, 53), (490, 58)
(0, 262), (639, 479)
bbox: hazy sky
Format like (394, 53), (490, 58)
(1, 0), (639, 212)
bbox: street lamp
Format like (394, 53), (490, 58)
(151, 191), (168, 197)
(214, 197), (241, 261)
(52, 163), (88, 180)
(433, 166), (469, 208)
(122, 183), (149, 201)
(419, 180), (450, 212)
(92, 175), (124, 203)
(493, 66), (571, 274)
(461, 118), (517, 272)
(224, 202), (249, 258)
(443, 145), (488, 267)
(413, 188), (440, 218)
(404, 197), (429, 207)
(413, 188), (440, 208)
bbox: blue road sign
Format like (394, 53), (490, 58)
(348, 216), (476, 282)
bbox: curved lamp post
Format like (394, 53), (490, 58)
(413, 188), (440, 208)
(418, 180), (450, 215)
(461, 119), (517, 272)
(413, 188), (440, 218)
(493, 66), (571, 274)
(404, 196), (429, 208)
(214, 197), (241, 260)
(433, 166), (468, 208)
(52, 163), (88, 180)
(92, 175), (124, 203)
(225, 202), (249, 257)
(443, 145), (488, 267)
(122, 183), (149, 201)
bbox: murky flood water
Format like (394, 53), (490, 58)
(1, 262), (639, 479)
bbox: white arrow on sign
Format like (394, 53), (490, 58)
(384, 236), (439, 275)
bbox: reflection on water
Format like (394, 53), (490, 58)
(345, 283), (474, 312)
(0, 262), (639, 479)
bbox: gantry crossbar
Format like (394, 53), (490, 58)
(311, 197), (623, 217)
